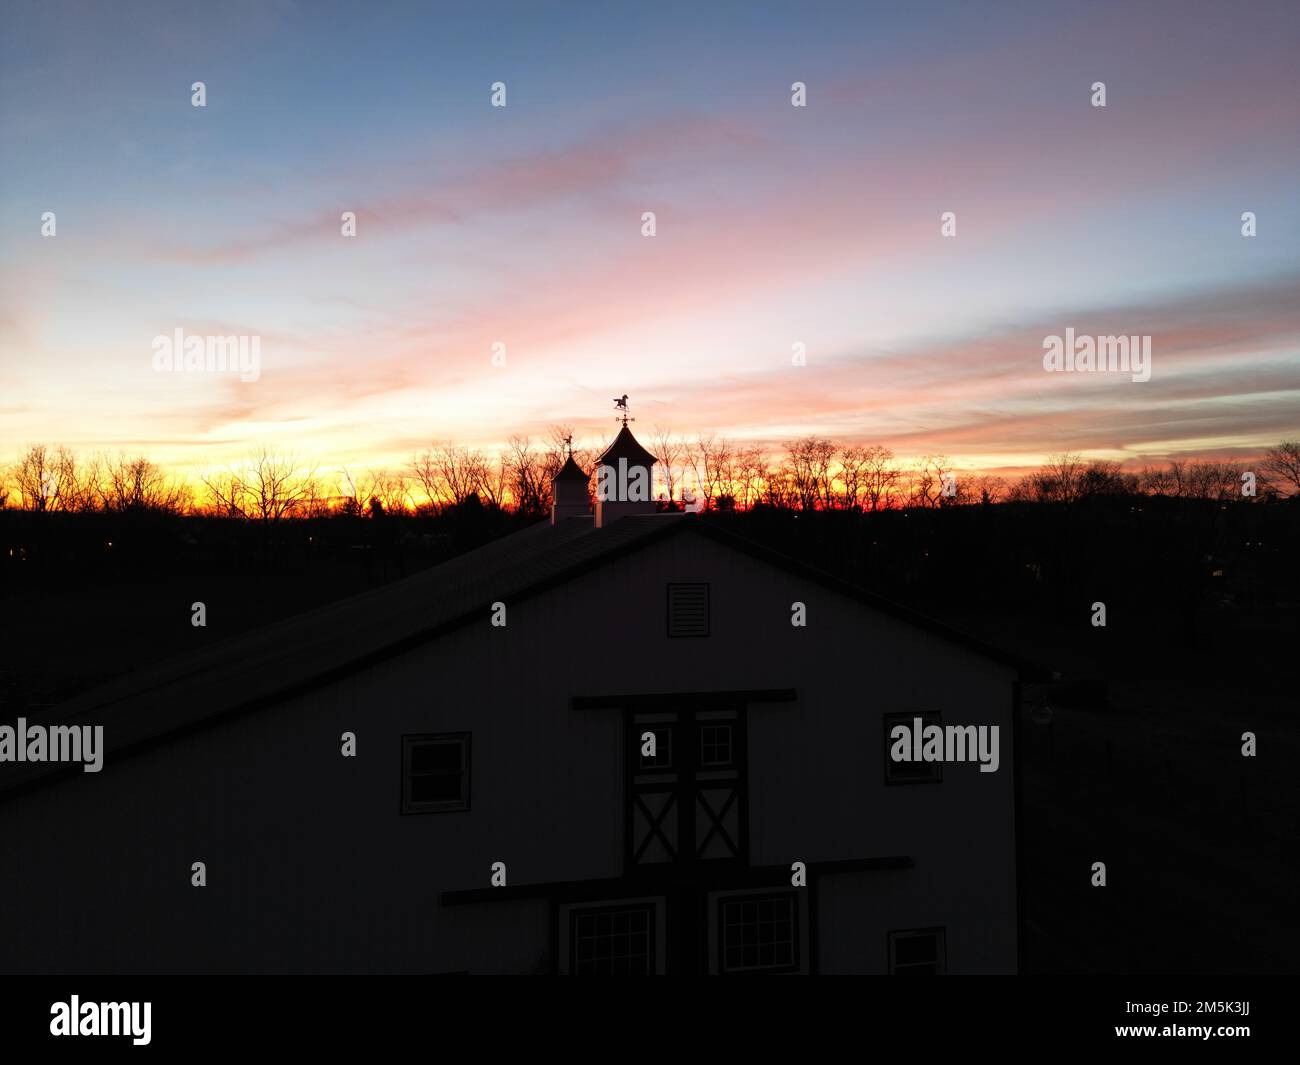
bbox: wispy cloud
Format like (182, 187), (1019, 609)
(2, 1), (1298, 476)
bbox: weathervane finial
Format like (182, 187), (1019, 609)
(613, 393), (632, 427)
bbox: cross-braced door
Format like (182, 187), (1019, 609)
(626, 706), (747, 869)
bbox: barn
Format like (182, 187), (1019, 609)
(0, 425), (1026, 974)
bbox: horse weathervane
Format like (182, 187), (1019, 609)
(613, 393), (634, 426)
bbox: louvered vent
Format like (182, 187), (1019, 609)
(667, 583), (710, 637)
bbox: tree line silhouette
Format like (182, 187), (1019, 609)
(3, 433), (1298, 520)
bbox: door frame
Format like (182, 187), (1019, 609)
(623, 702), (750, 873)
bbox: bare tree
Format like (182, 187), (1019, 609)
(763, 463), (798, 509)
(1032, 452), (1084, 505)
(973, 474), (1006, 505)
(505, 435), (548, 516)
(687, 434), (715, 509)
(1077, 459), (1130, 499)
(99, 453), (186, 513)
(199, 469), (249, 518)
(1139, 464), (1178, 497)
(783, 437), (835, 511)
(477, 454), (512, 508)
(63, 451), (102, 512)
(299, 475), (332, 518)
(1262, 440), (1300, 495)
(651, 425), (684, 503)
(908, 454), (955, 508)
(412, 443), (488, 509)
(241, 447), (315, 523)
(335, 467), (364, 517)
(735, 445), (767, 509)
(812, 440), (836, 509)
(1167, 459), (1186, 498)
(410, 449), (443, 509)
(1183, 460), (1242, 501)
(13, 445), (83, 511)
(1005, 475), (1035, 503)
(861, 445), (900, 512)
(363, 468), (411, 515)
(14, 445), (49, 511)
(837, 446), (869, 510)
(1214, 461), (1243, 501)
(935, 457), (963, 507)
(701, 436), (737, 509)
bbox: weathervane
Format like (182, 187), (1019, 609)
(563, 433), (574, 459)
(613, 393), (634, 427)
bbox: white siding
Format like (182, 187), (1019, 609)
(0, 528), (1017, 973)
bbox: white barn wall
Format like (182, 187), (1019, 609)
(0, 523), (1017, 973)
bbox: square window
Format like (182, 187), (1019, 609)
(888, 928), (946, 974)
(883, 712), (943, 785)
(699, 724), (733, 766)
(401, 733), (470, 813)
(639, 726), (673, 770)
(718, 894), (797, 974)
(571, 905), (654, 975)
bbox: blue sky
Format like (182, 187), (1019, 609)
(2, 0), (1297, 479)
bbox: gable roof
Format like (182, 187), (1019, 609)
(554, 455), (590, 483)
(0, 514), (1041, 798)
(596, 425), (657, 468)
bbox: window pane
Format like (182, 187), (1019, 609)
(572, 906), (653, 975)
(719, 895), (796, 972)
(700, 724), (732, 766)
(410, 772), (461, 803)
(894, 933), (937, 966)
(402, 735), (470, 813)
(889, 929), (945, 974)
(411, 741), (462, 774)
(639, 727), (673, 769)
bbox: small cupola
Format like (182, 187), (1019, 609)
(595, 399), (657, 527)
(551, 439), (591, 524)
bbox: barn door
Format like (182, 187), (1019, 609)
(691, 709), (744, 862)
(627, 706), (747, 870)
(628, 710), (680, 865)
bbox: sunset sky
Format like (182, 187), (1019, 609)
(1, 0), (1297, 484)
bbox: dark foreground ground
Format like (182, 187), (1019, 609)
(3, 499), (1297, 973)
